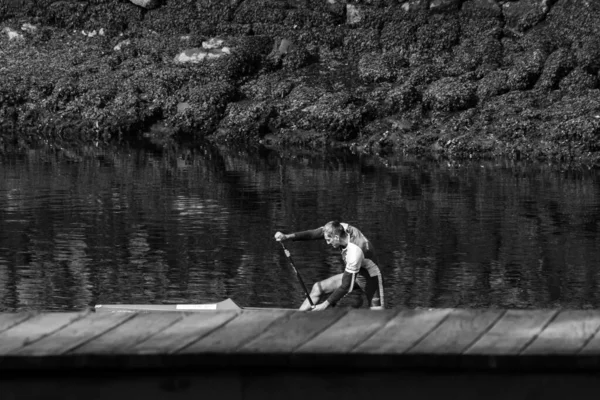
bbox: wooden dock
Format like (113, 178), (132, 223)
(3, 308), (600, 399)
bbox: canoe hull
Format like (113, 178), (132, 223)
(94, 298), (295, 313)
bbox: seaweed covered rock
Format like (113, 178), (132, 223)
(415, 13), (461, 53)
(343, 28), (380, 58)
(213, 100), (276, 141)
(357, 52), (396, 82)
(575, 36), (600, 75)
(429, 0), (463, 13)
(449, 32), (503, 76)
(280, 42), (319, 72)
(559, 68), (598, 92)
(240, 72), (296, 101)
(477, 70), (509, 100)
(545, 116), (600, 163)
(506, 49), (547, 91)
(535, 47), (576, 91)
(167, 80), (237, 136)
(503, 0), (557, 33)
(423, 77), (477, 112)
(385, 83), (422, 113)
(289, 90), (367, 141)
(2, 0), (600, 165)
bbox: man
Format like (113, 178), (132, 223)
(274, 221), (384, 310)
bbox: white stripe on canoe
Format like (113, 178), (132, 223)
(175, 304), (218, 310)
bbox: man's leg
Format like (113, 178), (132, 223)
(299, 273), (342, 310)
(364, 273), (384, 310)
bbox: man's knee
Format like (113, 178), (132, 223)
(311, 281), (324, 295)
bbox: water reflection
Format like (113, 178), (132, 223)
(1, 145), (600, 311)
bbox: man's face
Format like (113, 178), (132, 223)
(324, 232), (340, 248)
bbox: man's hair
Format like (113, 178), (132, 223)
(323, 221), (346, 238)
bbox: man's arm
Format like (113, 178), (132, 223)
(323, 270), (357, 307)
(275, 227), (324, 241)
(290, 227), (324, 240)
(314, 243), (364, 310)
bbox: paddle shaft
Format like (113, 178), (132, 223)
(279, 242), (315, 307)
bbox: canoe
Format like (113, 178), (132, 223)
(94, 298), (295, 313)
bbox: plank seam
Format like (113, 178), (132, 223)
(168, 312), (241, 354)
(290, 310), (350, 353)
(0, 313), (37, 335)
(575, 312), (600, 355)
(231, 312), (296, 351)
(127, 313), (186, 349)
(64, 313), (138, 354)
(347, 309), (403, 353)
(13, 311), (91, 354)
(67, 313), (184, 354)
(175, 311), (295, 353)
(402, 310), (452, 354)
(462, 309), (507, 355)
(517, 309), (560, 355)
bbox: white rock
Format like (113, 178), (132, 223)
(173, 47), (231, 63)
(21, 23), (37, 32)
(177, 102), (191, 114)
(3, 27), (24, 41)
(346, 4), (361, 24)
(81, 30), (97, 37)
(129, 0), (160, 9)
(202, 38), (224, 49)
(114, 39), (131, 51)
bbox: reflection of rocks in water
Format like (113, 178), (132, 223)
(142, 121), (176, 147)
(172, 196), (227, 218)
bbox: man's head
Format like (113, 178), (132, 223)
(323, 221), (347, 248)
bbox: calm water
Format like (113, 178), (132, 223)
(1, 144), (600, 312)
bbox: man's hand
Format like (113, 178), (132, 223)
(274, 232), (288, 241)
(312, 300), (330, 311)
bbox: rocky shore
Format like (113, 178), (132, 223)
(1, 0), (600, 165)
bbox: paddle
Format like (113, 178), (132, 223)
(279, 241), (315, 309)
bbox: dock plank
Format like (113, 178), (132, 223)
(132, 311), (239, 354)
(521, 310), (600, 354)
(0, 313), (34, 334)
(296, 310), (399, 353)
(465, 310), (558, 355)
(5, 307), (600, 372)
(352, 309), (451, 354)
(578, 321), (600, 355)
(178, 310), (293, 354)
(13, 312), (135, 356)
(71, 313), (183, 354)
(240, 309), (348, 353)
(407, 309), (504, 354)
(0, 312), (86, 354)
